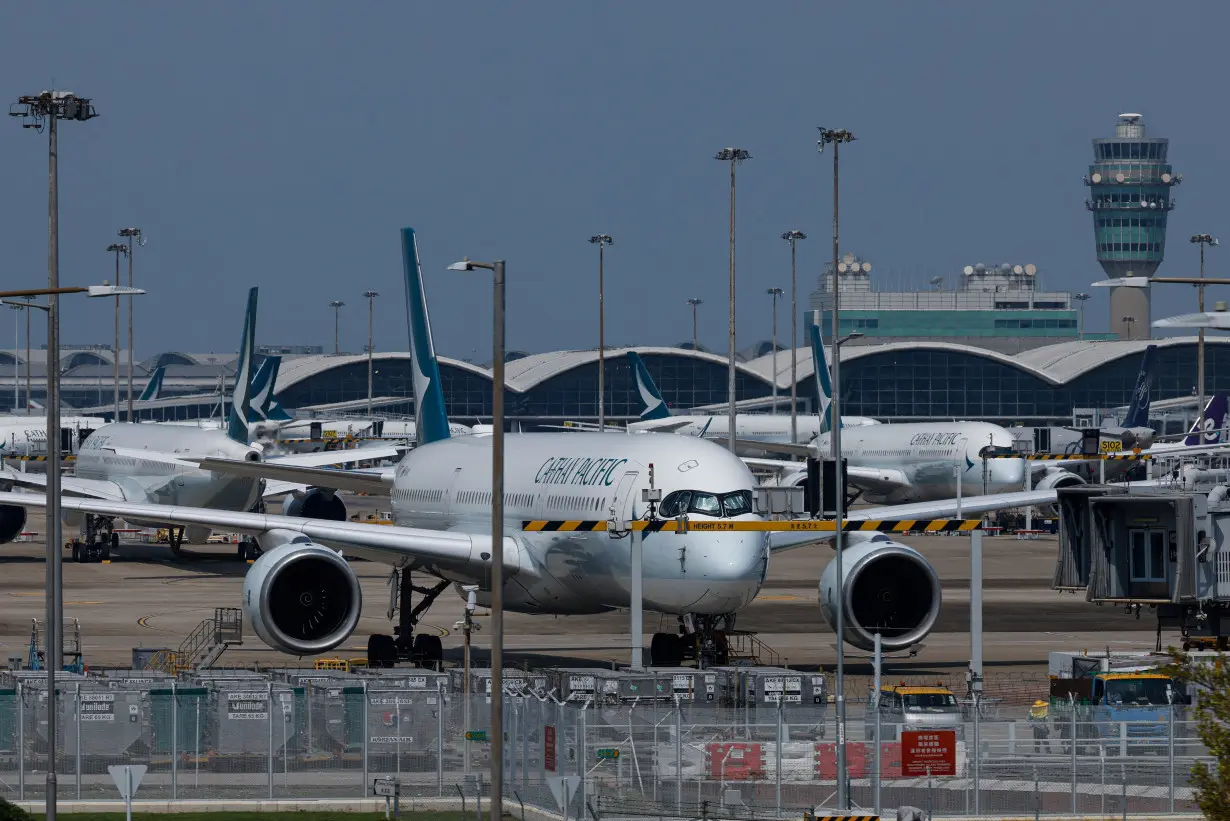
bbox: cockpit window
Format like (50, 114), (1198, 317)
(720, 490), (752, 517)
(659, 489), (753, 518)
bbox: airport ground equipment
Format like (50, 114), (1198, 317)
(1053, 485), (1230, 647)
(147, 607), (242, 675)
(26, 619), (83, 673)
(1048, 649), (1183, 755)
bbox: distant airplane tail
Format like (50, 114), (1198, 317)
(626, 352), (671, 420)
(808, 324), (835, 434)
(401, 227), (451, 445)
(226, 288), (258, 444)
(247, 356), (293, 423)
(138, 366), (165, 402)
(1185, 393), (1229, 446)
(1122, 344), (1157, 429)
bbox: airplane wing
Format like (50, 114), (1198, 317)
(265, 446), (403, 467)
(0, 470), (126, 501)
(0, 490), (504, 575)
(741, 457), (910, 496)
(715, 437), (814, 458)
(198, 458), (393, 494)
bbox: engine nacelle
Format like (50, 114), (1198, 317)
(282, 488), (347, 521)
(242, 540), (363, 655)
(818, 536), (941, 652)
(0, 505), (26, 543)
(1033, 468), (1086, 517)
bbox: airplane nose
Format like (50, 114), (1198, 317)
(697, 532), (768, 583)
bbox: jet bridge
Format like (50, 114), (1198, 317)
(1054, 486), (1230, 644)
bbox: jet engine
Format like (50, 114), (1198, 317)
(818, 536), (941, 652)
(242, 540), (363, 655)
(282, 488), (347, 521)
(1033, 467), (1086, 517)
(0, 505), (26, 544)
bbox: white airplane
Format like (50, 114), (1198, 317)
(0, 228), (1057, 666)
(0, 288), (403, 562)
(728, 325), (1028, 503)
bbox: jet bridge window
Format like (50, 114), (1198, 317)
(1129, 529), (1168, 583)
(659, 489), (753, 518)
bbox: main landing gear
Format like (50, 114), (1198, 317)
(71, 514), (116, 563)
(367, 569), (449, 671)
(650, 614), (733, 667)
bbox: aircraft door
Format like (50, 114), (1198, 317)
(445, 467), (463, 516)
(60, 428), (73, 456)
(609, 470), (641, 525)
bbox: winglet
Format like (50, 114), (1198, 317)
(138, 365), (165, 402)
(1185, 393), (1229, 446)
(401, 227), (450, 445)
(227, 288), (258, 444)
(809, 324), (835, 434)
(626, 351), (671, 420)
(1122, 344), (1157, 429)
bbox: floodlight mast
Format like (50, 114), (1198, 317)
(687, 298), (703, 352)
(118, 227), (143, 421)
(781, 231), (807, 443)
(1190, 234), (1219, 427)
(106, 243), (129, 421)
(10, 90), (98, 821)
(364, 291), (380, 415)
(589, 234), (614, 431)
(715, 148), (752, 452)
(818, 124), (855, 811)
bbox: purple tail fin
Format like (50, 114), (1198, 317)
(1185, 393), (1229, 445)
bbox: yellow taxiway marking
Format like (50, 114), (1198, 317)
(11, 592), (42, 597)
(137, 616), (155, 629)
(756, 594), (799, 601)
(65, 601), (103, 605)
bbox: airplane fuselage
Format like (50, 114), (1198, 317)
(629, 413), (877, 454)
(387, 432), (768, 618)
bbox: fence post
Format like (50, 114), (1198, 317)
(362, 680), (369, 798)
(775, 697), (783, 817)
(74, 682), (80, 800)
(266, 681), (274, 801)
(171, 680), (178, 801)
(16, 680), (23, 801)
(195, 697), (201, 790)
(927, 766), (933, 821)
(579, 699), (589, 815)
(1033, 766), (1040, 821)
(1070, 692), (1077, 814)
(1100, 746), (1106, 818)
(1167, 691), (1175, 813)
(675, 705), (682, 816)
(437, 680), (444, 797)
(1121, 762), (1127, 821)
(972, 689), (980, 816)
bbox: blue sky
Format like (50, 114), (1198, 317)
(1, 1), (1226, 360)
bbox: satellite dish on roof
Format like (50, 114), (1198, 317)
(1115, 173), (1125, 183)
(861, 262), (872, 273)
(842, 253), (854, 264)
(1024, 264), (1037, 275)
(974, 263), (987, 274)
(963, 265), (974, 275)
(1091, 173), (1102, 183)
(999, 263), (1012, 273)
(1013, 265), (1024, 275)
(837, 262), (848, 273)
(929, 276), (944, 289)
(1161, 172), (1172, 183)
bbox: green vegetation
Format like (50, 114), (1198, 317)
(1166, 650), (1230, 821)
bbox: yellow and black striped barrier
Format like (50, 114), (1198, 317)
(523, 519), (983, 533)
(3, 454), (76, 462)
(990, 453), (1151, 461)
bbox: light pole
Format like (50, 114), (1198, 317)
(589, 234), (613, 431)
(447, 257), (505, 821)
(11, 90), (97, 821)
(1191, 234), (1219, 426)
(329, 300), (345, 355)
(686, 298), (703, 351)
(6, 297), (39, 413)
(1073, 293), (1091, 341)
(118, 227), (142, 421)
(1122, 315), (1137, 341)
(363, 291), (379, 416)
(7, 304), (20, 410)
(715, 148), (751, 451)
(766, 288), (783, 412)
(106, 244), (129, 421)
(819, 124), (855, 810)
(782, 231), (807, 442)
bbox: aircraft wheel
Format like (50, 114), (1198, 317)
(368, 634), (397, 668)
(71, 543), (82, 563)
(413, 634), (443, 670)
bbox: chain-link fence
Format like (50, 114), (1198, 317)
(0, 677), (1214, 818)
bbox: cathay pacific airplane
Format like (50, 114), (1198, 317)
(0, 228), (1057, 667)
(0, 289), (402, 562)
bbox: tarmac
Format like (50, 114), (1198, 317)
(0, 501), (1165, 686)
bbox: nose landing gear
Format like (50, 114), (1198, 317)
(71, 514), (115, 563)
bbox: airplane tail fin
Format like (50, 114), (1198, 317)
(247, 356), (292, 423)
(226, 288), (258, 444)
(626, 352), (671, 420)
(808, 324), (835, 434)
(1122, 344), (1157, 429)
(401, 227), (450, 445)
(1185, 393), (1229, 446)
(138, 366), (165, 402)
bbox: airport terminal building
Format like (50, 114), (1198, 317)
(8, 336), (1226, 431)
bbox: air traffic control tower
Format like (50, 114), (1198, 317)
(1085, 113), (1180, 340)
